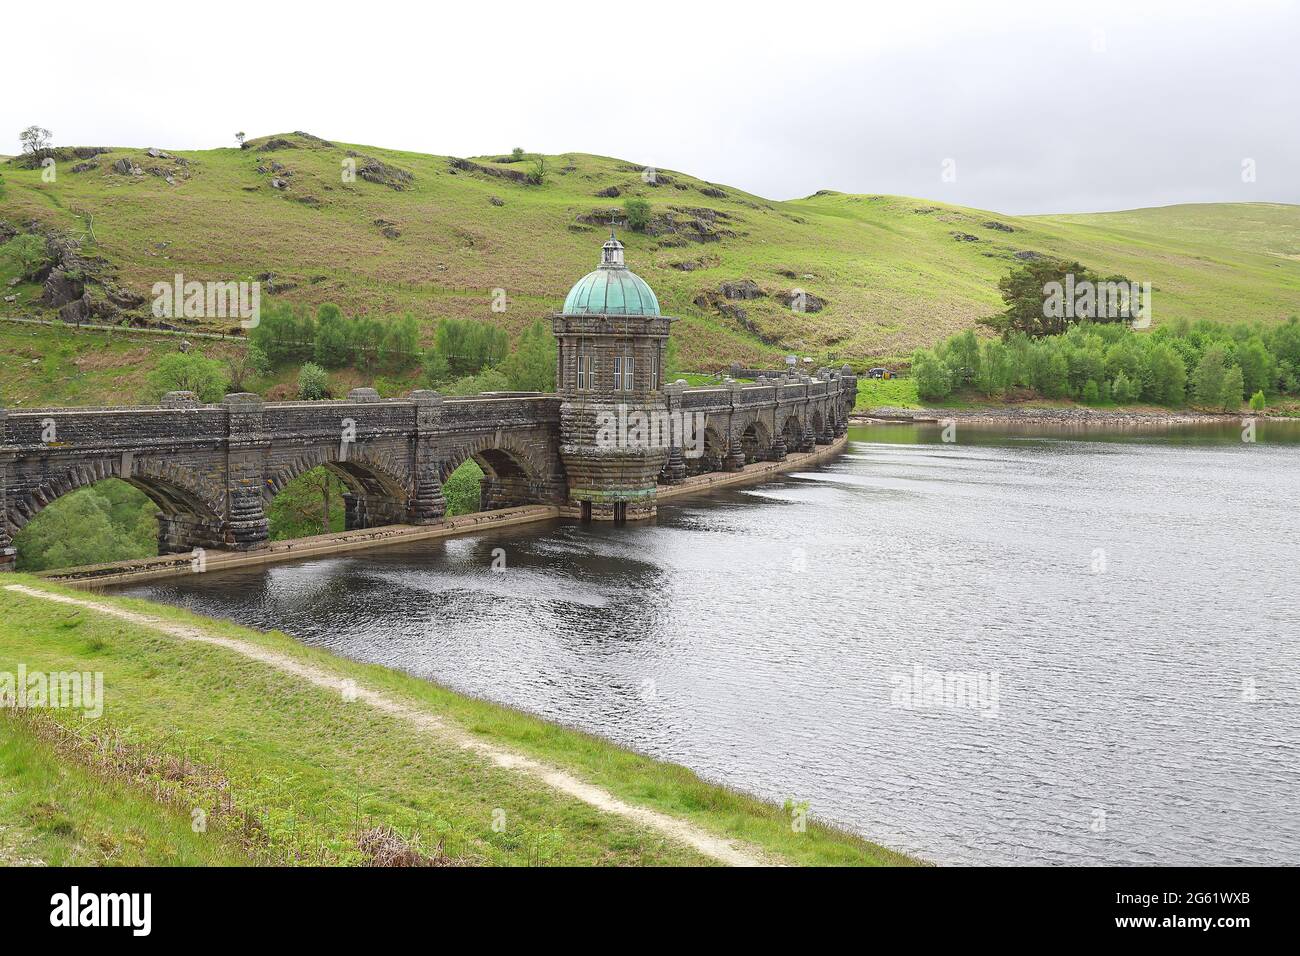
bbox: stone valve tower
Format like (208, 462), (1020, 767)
(553, 233), (674, 522)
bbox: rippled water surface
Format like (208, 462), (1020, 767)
(115, 422), (1300, 865)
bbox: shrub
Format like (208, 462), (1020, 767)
(145, 352), (227, 403)
(297, 362), (329, 400)
(911, 348), (952, 401)
(1249, 389), (1266, 411)
(624, 197), (651, 232)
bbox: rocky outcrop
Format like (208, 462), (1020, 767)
(775, 289), (826, 313)
(719, 279), (764, 300)
(643, 206), (738, 243)
(982, 220), (1014, 232)
(354, 155), (413, 190)
(43, 269), (85, 308)
(951, 232), (980, 242)
(595, 185), (620, 198)
(447, 157), (529, 184)
(257, 138), (298, 152)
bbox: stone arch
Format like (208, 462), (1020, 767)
(263, 443), (413, 531)
(263, 444), (410, 503)
(686, 420), (729, 475)
(778, 410), (805, 450)
(6, 456), (227, 559)
(440, 434), (554, 511)
(738, 418), (773, 463)
(811, 407), (827, 441)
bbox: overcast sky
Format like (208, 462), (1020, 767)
(6, 0), (1297, 214)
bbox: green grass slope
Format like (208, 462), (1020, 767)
(2, 132), (1298, 374)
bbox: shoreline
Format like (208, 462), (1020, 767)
(1, 575), (917, 866)
(37, 436), (849, 588)
(851, 405), (1298, 428)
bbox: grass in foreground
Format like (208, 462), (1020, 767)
(0, 714), (253, 865)
(0, 576), (917, 867)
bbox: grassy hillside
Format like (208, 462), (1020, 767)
(2, 131), (1298, 393)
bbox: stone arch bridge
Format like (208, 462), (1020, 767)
(0, 372), (854, 571)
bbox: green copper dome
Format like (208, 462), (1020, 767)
(562, 234), (661, 316)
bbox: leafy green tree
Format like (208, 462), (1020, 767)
(145, 352), (227, 403)
(1235, 338), (1276, 399)
(911, 348), (952, 401)
(976, 340), (1012, 397)
(510, 146), (525, 162)
(1143, 342), (1186, 405)
(434, 319), (509, 376)
(4, 234), (51, 279)
(421, 348), (451, 388)
(314, 303), (351, 368)
(979, 261), (1131, 339)
(1111, 369), (1140, 404)
(266, 466), (346, 539)
(13, 480), (157, 572)
(298, 362), (329, 399)
(1191, 345), (1231, 408)
(1220, 365), (1244, 411)
(442, 368), (511, 396)
(624, 197), (651, 232)
(442, 460), (485, 516)
(1249, 389), (1267, 411)
(225, 345), (269, 392)
(501, 320), (556, 391)
(380, 314), (421, 370)
(1082, 380), (1101, 405)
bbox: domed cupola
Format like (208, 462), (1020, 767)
(561, 233), (661, 316)
(552, 232), (677, 523)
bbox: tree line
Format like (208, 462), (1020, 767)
(910, 260), (1300, 410)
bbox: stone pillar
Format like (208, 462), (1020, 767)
(771, 432), (788, 461)
(800, 419), (816, 452)
(342, 492), (408, 531)
(157, 512), (226, 554)
(161, 390), (200, 409)
(409, 390), (446, 525)
(0, 404), (13, 572)
(724, 432), (746, 471)
(816, 416), (834, 444)
(660, 382), (687, 483)
(222, 393), (270, 551)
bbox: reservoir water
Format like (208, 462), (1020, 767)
(112, 422), (1300, 865)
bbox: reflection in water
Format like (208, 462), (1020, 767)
(116, 422), (1300, 865)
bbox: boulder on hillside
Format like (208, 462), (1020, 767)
(719, 279), (764, 300)
(775, 289), (826, 313)
(595, 185), (621, 198)
(982, 220), (1015, 232)
(357, 157), (414, 190)
(43, 268), (85, 307)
